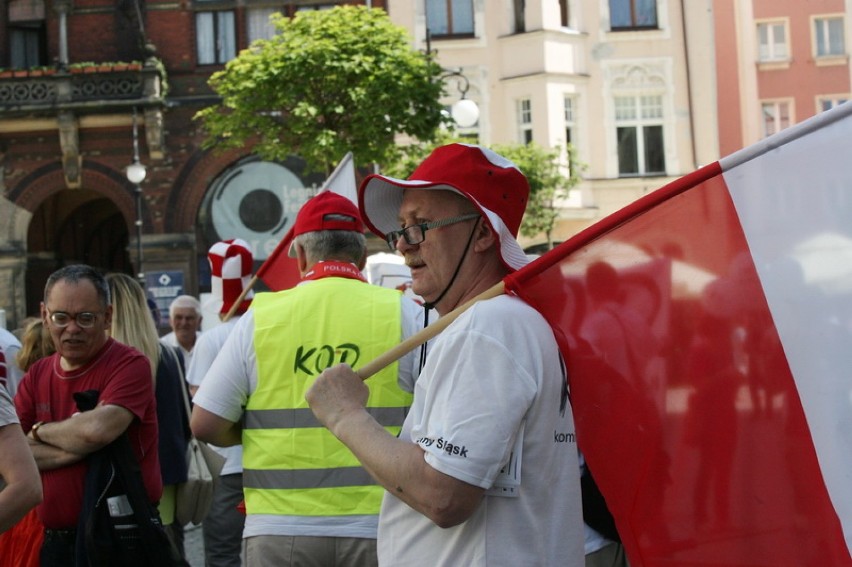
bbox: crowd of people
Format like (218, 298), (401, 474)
(0, 144), (613, 566)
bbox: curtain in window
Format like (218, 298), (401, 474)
(196, 12), (215, 64)
(816, 19), (844, 56)
(248, 8), (277, 43)
(216, 11), (236, 63)
(451, 0), (474, 33)
(426, 0), (449, 35)
(427, 0), (473, 35)
(610, 0), (657, 29)
(635, 0), (657, 27)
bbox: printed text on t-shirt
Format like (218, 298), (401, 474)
(416, 436), (469, 457)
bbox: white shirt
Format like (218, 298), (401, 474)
(0, 328), (23, 396)
(186, 318), (243, 475)
(378, 295), (585, 566)
(160, 330), (199, 370)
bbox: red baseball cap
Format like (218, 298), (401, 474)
(357, 144), (530, 272)
(288, 191), (364, 257)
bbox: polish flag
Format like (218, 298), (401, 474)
(504, 102), (852, 565)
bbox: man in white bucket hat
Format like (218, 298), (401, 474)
(307, 144), (584, 566)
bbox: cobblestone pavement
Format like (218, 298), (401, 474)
(184, 523), (205, 566)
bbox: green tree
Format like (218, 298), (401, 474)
(195, 6), (445, 175)
(490, 143), (583, 251)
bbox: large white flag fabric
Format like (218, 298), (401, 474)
(503, 101), (852, 565)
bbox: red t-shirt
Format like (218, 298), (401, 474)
(15, 338), (162, 529)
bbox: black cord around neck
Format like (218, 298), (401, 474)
(418, 219), (480, 372)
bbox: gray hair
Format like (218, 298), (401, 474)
(44, 264), (110, 307)
(294, 230), (366, 265)
(169, 294), (202, 318)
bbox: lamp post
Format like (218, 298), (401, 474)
(126, 108), (147, 286)
(426, 28), (480, 129)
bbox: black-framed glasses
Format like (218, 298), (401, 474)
(385, 213), (480, 251)
(47, 309), (101, 329)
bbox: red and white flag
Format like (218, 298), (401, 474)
(505, 102), (852, 565)
(255, 152), (357, 291)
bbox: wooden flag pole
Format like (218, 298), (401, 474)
(221, 274), (258, 323)
(356, 280), (506, 380)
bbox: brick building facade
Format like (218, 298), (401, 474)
(0, 0), (382, 328)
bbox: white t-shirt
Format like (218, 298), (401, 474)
(378, 295), (584, 566)
(193, 288), (424, 539)
(159, 331), (198, 370)
(186, 318), (243, 476)
(0, 385), (17, 426)
(0, 328), (23, 396)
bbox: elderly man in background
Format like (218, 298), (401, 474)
(161, 294), (202, 369)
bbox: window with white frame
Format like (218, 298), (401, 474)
(757, 21), (788, 62)
(518, 98), (533, 144)
(564, 95), (575, 146)
(761, 101), (791, 137)
(818, 96), (848, 113)
(814, 16), (845, 57)
(247, 8), (277, 43)
(615, 94), (665, 176)
(609, 0), (657, 30)
(196, 10), (236, 65)
(426, 0), (474, 36)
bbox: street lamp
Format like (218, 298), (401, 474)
(441, 69), (480, 128)
(126, 108), (147, 285)
(426, 29), (480, 129)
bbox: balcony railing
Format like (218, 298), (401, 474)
(0, 63), (164, 114)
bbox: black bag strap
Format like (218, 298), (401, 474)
(581, 463), (621, 543)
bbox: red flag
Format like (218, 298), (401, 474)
(504, 103), (852, 565)
(254, 153), (357, 292)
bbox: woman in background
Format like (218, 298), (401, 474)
(107, 273), (191, 563)
(15, 319), (55, 374)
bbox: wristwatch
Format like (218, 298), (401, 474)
(31, 421), (46, 443)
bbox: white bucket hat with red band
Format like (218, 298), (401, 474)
(358, 143), (531, 272)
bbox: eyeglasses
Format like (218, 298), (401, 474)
(47, 310), (101, 329)
(385, 213), (480, 251)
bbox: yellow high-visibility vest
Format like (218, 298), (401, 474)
(243, 277), (411, 517)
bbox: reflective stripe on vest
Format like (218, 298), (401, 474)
(243, 278), (411, 517)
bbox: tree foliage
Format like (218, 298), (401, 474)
(491, 143), (583, 250)
(195, 6), (445, 175)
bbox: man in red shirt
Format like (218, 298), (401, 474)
(15, 264), (161, 565)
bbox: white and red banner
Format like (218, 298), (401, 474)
(505, 102), (852, 565)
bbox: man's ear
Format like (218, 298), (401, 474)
(472, 218), (498, 253)
(356, 249), (367, 271)
(295, 243), (309, 275)
(103, 304), (113, 330)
